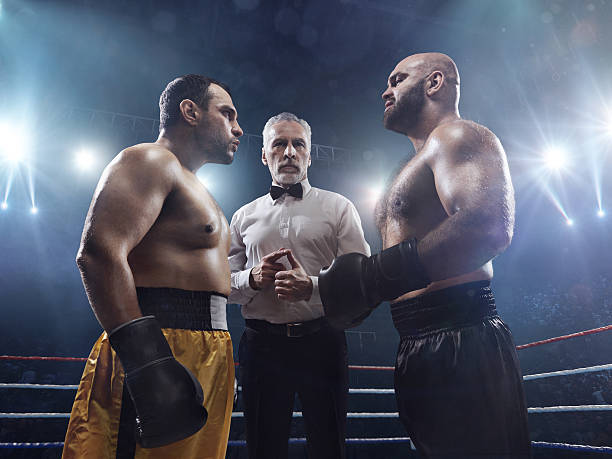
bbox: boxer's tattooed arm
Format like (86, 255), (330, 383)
(76, 145), (179, 331)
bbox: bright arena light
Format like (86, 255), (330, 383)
(197, 176), (210, 188)
(542, 146), (568, 171)
(30, 206), (38, 214)
(606, 107), (612, 135)
(0, 123), (29, 164)
(368, 184), (385, 203)
(74, 149), (97, 171)
(196, 170), (214, 190)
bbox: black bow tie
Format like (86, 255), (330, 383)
(270, 183), (303, 200)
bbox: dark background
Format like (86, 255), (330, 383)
(1, 0), (611, 457)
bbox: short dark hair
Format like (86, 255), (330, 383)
(158, 74), (231, 130)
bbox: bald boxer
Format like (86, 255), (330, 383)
(320, 53), (531, 457)
(63, 74), (243, 459)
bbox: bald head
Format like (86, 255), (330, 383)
(382, 53), (460, 134)
(394, 53), (460, 87)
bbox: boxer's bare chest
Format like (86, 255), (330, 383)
(376, 153), (447, 248)
(138, 171), (229, 252)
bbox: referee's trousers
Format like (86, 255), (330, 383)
(238, 320), (348, 459)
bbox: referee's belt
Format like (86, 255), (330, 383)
(245, 317), (326, 338)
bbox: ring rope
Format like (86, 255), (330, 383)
(0, 356), (86, 362)
(522, 363), (612, 381)
(228, 437), (413, 445)
(5, 405), (610, 420)
(515, 324), (612, 350)
(0, 413), (71, 418)
(0, 383), (79, 390)
(3, 362), (610, 392)
(528, 405), (612, 413)
(2, 440), (611, 452)
(532, 441), (612, 453)
(230, 412), (400, 418)
(350, 388), (395, 394)
(0, 442), (65, 449)
(347, 365), (394, 371)
(1, 323), (610, 366)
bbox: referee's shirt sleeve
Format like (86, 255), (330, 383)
(308, 197), (371, 306)
(336, 199), (371, 257)
(228, 210), (258, 305)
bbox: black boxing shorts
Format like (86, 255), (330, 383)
(391, 281), (531, 459)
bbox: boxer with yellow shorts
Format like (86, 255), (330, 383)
(63, 74), (243, 458)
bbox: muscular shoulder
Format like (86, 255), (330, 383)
(94, 143), (182, 198)
(425, 119), (503, 164)
(111, 143), (182, 176)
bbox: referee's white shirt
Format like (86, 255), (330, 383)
(228, 179), (371, 324)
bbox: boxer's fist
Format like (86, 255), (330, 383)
(109, 316), (207, 448)
(319, 239), (431, 329)
(319, 252), (375, 329)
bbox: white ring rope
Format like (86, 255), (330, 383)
(522, 363), (612, 381)
(4, 405), (611, 420)
(532, 441), (612, 453)
(231, 412), (400, 418)
(3, 363), (610, 392)
(349, 388), (395, 394)
(528, 405), (612, 413)
(2, 440), (611, 452)
(0, 383), (79, 390)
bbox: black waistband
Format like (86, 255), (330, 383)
(390, 281), (497, 337)
(136, 287), (227, 331)
(245, 317), (326, 338)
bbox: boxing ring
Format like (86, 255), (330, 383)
(1, 324), (611, 455)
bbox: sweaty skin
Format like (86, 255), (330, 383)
(77, 84), (242, 331)
(127, 151), (231, 293)
(377, 54), (515, 301)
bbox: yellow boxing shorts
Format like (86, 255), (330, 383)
(62, 288), (234, 459)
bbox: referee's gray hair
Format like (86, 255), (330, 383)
(262, 112), (312, 149)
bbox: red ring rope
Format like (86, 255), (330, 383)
(515, 324), (612, 350)
(1, 324), (610, 365)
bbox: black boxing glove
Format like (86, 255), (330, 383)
(108, 316), (207, 448)
(319, 238), (430, 329)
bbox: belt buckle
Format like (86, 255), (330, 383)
(286, 322), (304, 338)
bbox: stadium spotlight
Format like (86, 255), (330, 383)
(74, 149), (96, 171)
(0, 123), (29, 164)
(606, 107), (612, 135)
(197, 175), (210, 189)
(368, 184), (385, 203)
(542, 146), (568, 171)
(30, 206), (38, 215)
